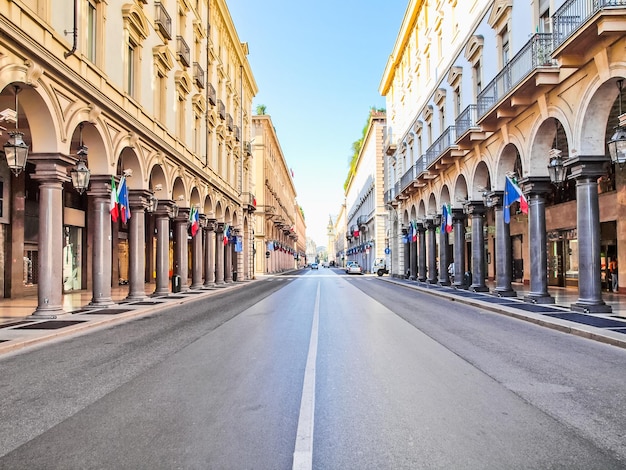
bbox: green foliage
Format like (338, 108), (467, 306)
(256, 104), (267, 115)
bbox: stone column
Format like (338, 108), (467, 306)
(173, 208), (190, 292)
(452, 209), (467, 288)
(417, 222), (427, 282)
(490, 192), (516, 297)
(30, 154), (74, 317)
(224, 229), (233, 282)
(426, 218), (438, 283)
(215, 223), (225, 284)
(203, 218), (216, 287)
(438, 217), (450, 286)
(566, 155), (612, 313)
(153, 200), (175, 295)
(126, 189), (151, 301)
(466, 202), (489, 292)
(402, 229), (409, 278)
(190, 213), (205, 289)
(519, 177), (554, 304)
(409, 224), (417, 280)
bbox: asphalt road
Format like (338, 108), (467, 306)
(1, 269), (625, 469)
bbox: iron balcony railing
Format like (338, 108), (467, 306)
(193, 62), (205, 89)
(553, 0), (626, 48)
(207, 83), (216, 106)
(154, 2), (172, 39)
(477, 33), (555, 119)
(400, 163), (418, 191)
(176, 36), (190, 67)
(424, 126), (456, 168)
(234, 125), (240, 142)
(455, 104), (478, 138)
(357, 215), (368, 227)
(226, 113), (233, 131)
(217, 99), (225, 120)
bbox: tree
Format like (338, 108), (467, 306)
(256, 104), (267, 115)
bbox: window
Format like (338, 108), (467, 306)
(474, 60), (482, 97)
(122, 5), (148, 100)
(127, 43), (136, 97)
(501, 28), (510, 66)
(155, 71), (166, 121)
(86, 0), (98, 63)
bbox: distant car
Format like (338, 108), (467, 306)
(346, 262), (362, 275)
(310, 263), (319, 269)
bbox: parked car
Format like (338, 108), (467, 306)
(373, 258), (389, 277)
(310, 262), (319, 269)
(346, 262), (362, 275)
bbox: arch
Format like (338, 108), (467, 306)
(451, 173), (469, 207)
(115, 147), (143, 190)
(528, 116), (571, 178)
(495, 142), (523, 189)
(470, 160), (491, 200)
(172, 176), (186, 204)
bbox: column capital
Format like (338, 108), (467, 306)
(464, 201), (487, 216)
(518, 176), (552, 196)
(565, 154), (610, 180)
(87, 174), (115, 198)
(451, 208), (467, 222)
(29, 153), (74, 184)
(128, 189), (152, 211)
(204, 218), (217, 231)
(155, 199), (177, 218)
(216, 222), (225, 233)
(174, 207), (190, 223)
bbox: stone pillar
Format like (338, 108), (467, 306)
(426, 218), (438, 283)
(402, 229), (409, 278)
(126, 189), (151, 301)
(409, 224), (417, 280)
(215, 223), (225, 284)
(203, 218), (216, 287)
(566, 155), (612, 313)
(438, 217), (451, 286)
(190, 213), (205, 289)
(417, 222), (427, 282)
(466, 202), (489, 292)
(452, 209), (467, 288)
(490, 192), (516, 297)
(225, 230), (233, 282)
(153, 200), (175, 295)
(173, 208), (190, 292)
(519, 177), (554, 304)
(30, 154), (74, 316)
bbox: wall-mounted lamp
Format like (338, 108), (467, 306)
(2, 86), (29, 176)
(547, 147), (567, 185)
(70, 124), (90, 194)
(608, 79), (626, 169)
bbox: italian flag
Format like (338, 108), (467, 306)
(110, 176), (119, 222)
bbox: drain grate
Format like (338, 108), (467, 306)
(81, 309), (132, 315)
(0, 321), (35, 329)
(14, 320), (87, 330)
(544, 312), (626, 328)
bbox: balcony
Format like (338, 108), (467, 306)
(357, 214), (369, 228)
(477, 33), (559, 128)
(553, 0), (626, 56)
(154, 2), (172, 40)
(226, 113), (233, 132)
(234, 125), (240, 142)
(193, 62), (205, 89)
(207, 83), (216, 106)
(454, 104), (490, 147)
(217, 99), (225, 120)
(242, 192), (256, 212)
(424, 126), (463, 172)
(244, 141), (252, 156)
(176, 36), (190, 67)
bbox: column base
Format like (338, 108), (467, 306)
(438, 281), (451, 286)
(524, 294), (555, 304)
(427, 279), (438, 284)
(30, 308), (64, 319)
(126, 293), (147, 302)
(88, 299), (115, 308)
(470, 285), (489, 292)
(571, 302), (612, 314)
(492, 288), (517, 297)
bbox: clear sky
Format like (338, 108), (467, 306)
(227, 1), (407, 248)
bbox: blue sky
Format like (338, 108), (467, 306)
(228, 1), (407, 247)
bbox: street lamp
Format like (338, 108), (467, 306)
(547, 147), (567, 185)
(70, 124), (90, 194)
(607, 79), (626, 169)
(2, 86), (29, 176)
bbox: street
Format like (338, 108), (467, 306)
(1, 269), (625, 469)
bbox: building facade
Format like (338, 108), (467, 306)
(344, 111), (388, 273)
(0, 0), (257, 316)
(381, 0), (626, 311)
(252, 114), (301, 275)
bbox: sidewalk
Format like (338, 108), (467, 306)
(381, 277), (626, 349)
(0, 281), (250, 356)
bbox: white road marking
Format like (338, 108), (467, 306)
(292, 283), (320, 470)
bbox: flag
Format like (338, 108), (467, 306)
(189, 207), (199, 237)
(353, 228), (360, 237)
(117, 176), (131, 224)
(411, 220), (417, 242)
(442, 204), (453, 233)
(110, 176), (119, 222)
(503, 175), (528, 224)
(223, 223), (230, 246)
